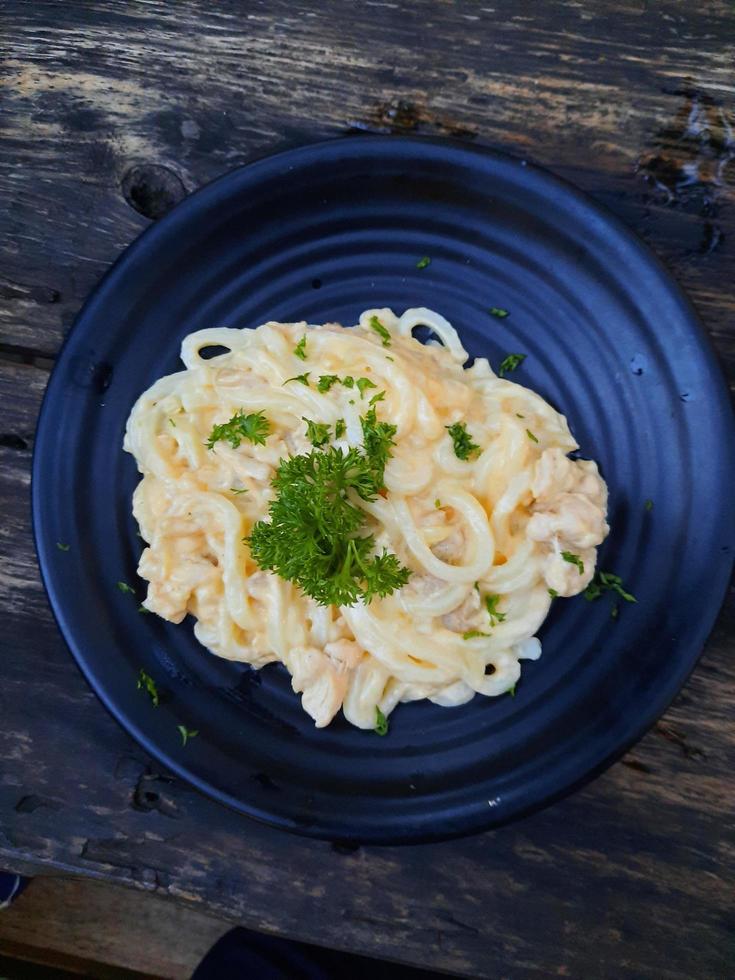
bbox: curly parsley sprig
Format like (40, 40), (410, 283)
(247, 407), (409, 606)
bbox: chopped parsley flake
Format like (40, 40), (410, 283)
(117, 581), (136, 594)
(374, 706), (389, 736)
(177, 725), (198, 746)
(137, 604), (150, 614)
(385, 355), (394, 362)
(645, 499), (654, 512)
(369, 390), (385, 406)
(462, 630), (491, 640)
(230, 487), (248, 494)
(416, 256), (431, 269)
(526, 429), (539, 444)
(611, 604), (619, 620)
(498, 353), (526, 377)
(283, 372), (311, 387)
(490, 307), (510, 318)
(584, 571), (637, 604)
(508, 683), (516, 697)
(303, 417), (331, 447)
(548, 588), (558, 598)
(561, 551), (584, 575)
(341, 375), (355, 389)
(168, 417), (176, 427)
(484, 594), (506, 625)
(294, 335), (307, 360)
(334, 419), (346, 439)
(369, 315), (391, 347)
(318, 374), (340, 393)
(56, 542), (70, 552)
(206, 410), (270, 449)
(356, 377), (377, 397)
(435, 498), (441, 508)
(445, 421), (481, 460)
(137, 669), (159, 707)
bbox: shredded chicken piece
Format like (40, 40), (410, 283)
(441, 588), (483, 632)
(139, 546), (217, 622)
(404, 573), (445, 598)
(527, 448), (609, 596)
(432, 526), (465, 562)
(289, 641), (362, 727)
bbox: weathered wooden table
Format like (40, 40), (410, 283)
(2, 3), (734, 977)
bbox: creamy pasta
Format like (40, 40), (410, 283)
(124, 308), (609, 729)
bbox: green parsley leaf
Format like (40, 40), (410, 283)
(283, 373), (311, 387)
(247, 429), (409, 607)
(334, 419), (346, 439)
(294, 335), (307, 360)
(526, 429), (539, 444)
(177, 725), (198, 746)
(584, 571), (637, 604)
(548, 588), (558, 598)
(416, 256), (431, 269)
(369, 315), (391, 347)
(645, 499), (654, 512)
(230, 487), (248, 494)
(56, 541), (70, 552)
(369, 390), (385, 406)
(561, 552), (584, 575)
(117, 581), (136, 594)
(498, 353), (526, 377)
(508, 683), (516, 697)
(490, 307), (510, 318)
(445, 421), (481, 460)
(485, 594), (506, 625)
(168, 417), (176, 427)
(318, 374), (340, 393)
(435, 498), (441, 508)
(341, 375), (355, 389)
(206, 410), (270, 449)
(360, 405), (397, 491)
(374, 706), (389, 736)
(462, 630), (491, 640)
(356, 377), (377, 397)
(303, 417), (331, 447)
(137, 669), (159, 707)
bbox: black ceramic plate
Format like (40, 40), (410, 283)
(33, 137), (735, 843)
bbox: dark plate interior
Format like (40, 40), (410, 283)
(32, 136), (735, 842)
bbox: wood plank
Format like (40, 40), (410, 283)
(0, 362), (733, 978)
(1, 0), (734, 357)
(0, 876), (229, 979)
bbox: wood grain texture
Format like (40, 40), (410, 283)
(0, 876), (229, 979)
(1, 2), (734, 978)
